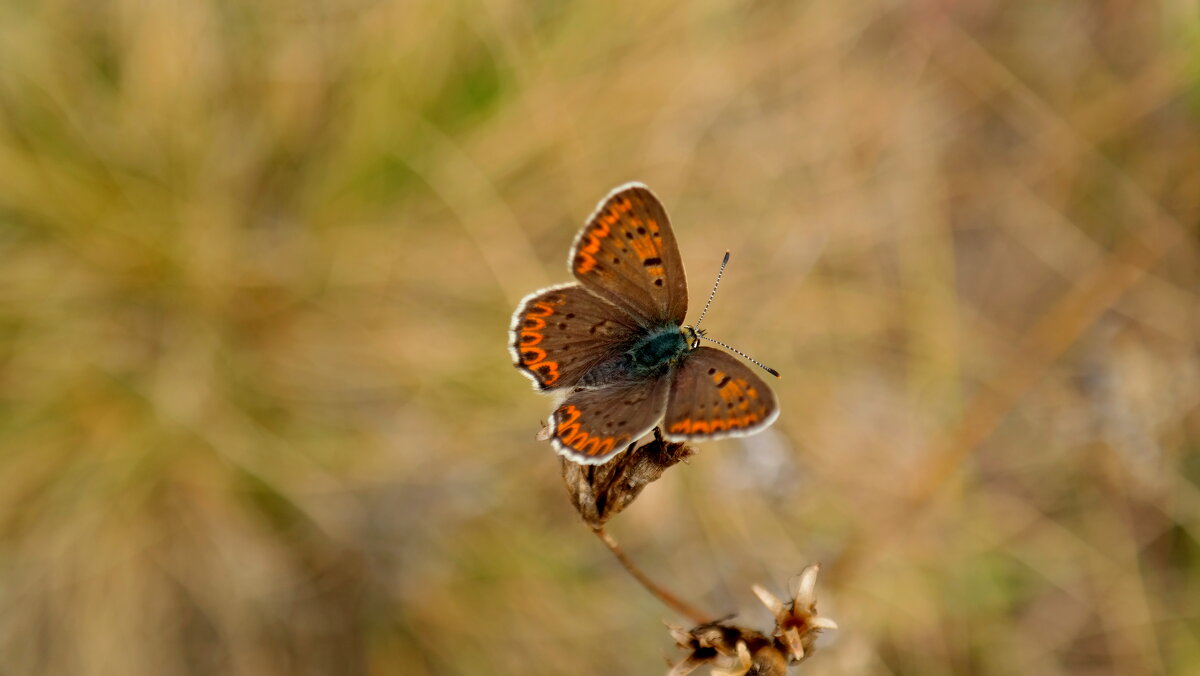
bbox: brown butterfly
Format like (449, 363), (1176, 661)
(510, 183), (779, 464)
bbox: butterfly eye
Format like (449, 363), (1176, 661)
(680, 326), (700, 349)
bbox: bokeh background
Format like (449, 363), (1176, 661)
(2, 1), (1199, 674)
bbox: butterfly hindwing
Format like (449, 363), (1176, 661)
(551, 376), (672, 464)
(509, 283), (639, 391)
(664, 347), (779, 441)
(569, 183), (688, 326)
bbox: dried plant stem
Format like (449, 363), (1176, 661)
(593, 527), (711, 625)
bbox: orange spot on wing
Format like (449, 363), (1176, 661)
(579, 435), (616, 457)
(516, 297), (564, 385)
(574, 222), (612, 274)
(521, 346), (547, 363)
(555, 405), (618, 456)
(669, 409), (763, 436)
(714, 377), (751, 404)
(532, 362), (559, 385)
(630, 237), (657, 260)
(555, 406), (583, 444)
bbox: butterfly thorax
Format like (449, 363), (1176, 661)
(625, 325), (693, 372)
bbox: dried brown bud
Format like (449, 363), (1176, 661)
(561, 427), (694, 528)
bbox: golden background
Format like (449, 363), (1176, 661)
(1, 1), (1198, 674)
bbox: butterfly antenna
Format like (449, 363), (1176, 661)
(698, 334), (781, 378)
(693, 250), (730, 332)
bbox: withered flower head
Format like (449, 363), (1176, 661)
(561, 427), (694, 528)
(752, 564), (838, 664)
(665, 620), (744, 675)
(667, 566), (836, 675)
(666, 620), (789, 676)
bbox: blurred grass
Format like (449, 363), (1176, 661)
(1, 0), (1199, 674)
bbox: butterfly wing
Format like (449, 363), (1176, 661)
(550, 375), (672, 464)
(510, 283), (639, 391)
(663, 347), (779, 441)
(569, 183), (689, 327)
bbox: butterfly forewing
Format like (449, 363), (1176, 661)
(663, 347), (779, 441)
(551, 376), (672, 464)
(509, 283), (639, 391)
(569, 183), (688, 327)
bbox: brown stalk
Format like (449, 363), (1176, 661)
(593, 527), (712, 626)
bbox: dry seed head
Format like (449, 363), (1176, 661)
(667, 567), (836, 674)
(752, 564), (838, 664)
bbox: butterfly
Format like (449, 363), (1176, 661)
(509, 183), (779, 465)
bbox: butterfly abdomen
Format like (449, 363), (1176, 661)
(573, 325), (689, 389)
